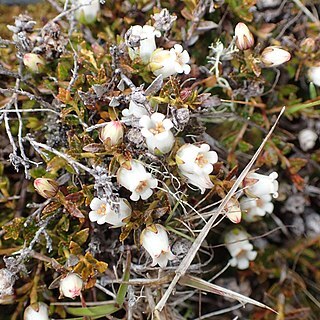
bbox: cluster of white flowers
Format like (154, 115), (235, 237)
(126, 22), (191, 79)
(239, 171), (279, 222)
(225, 229), (257, 270)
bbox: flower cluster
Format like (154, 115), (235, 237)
(225, 229), (257, 270)
(125, 23), (191, 78)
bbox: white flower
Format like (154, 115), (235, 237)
(117, 160), (158, 201)
(224, 199), (242, 224)
(298, 128), (318, 151)
(34, 178), (59, 199)
(59, 273), (83, 299)
(23, 53), (45, 73)
(225, 229), (257, 270)
(260, 46), (291, 67)
(89, 197), (131, 227)
(99, 121), (124, 146)
(308, 66), (320, 86)
(240, 194), (274, 222)
(75, 0), (100, 24)
(235, 22), (254, 50)
(149, 44), (191, 78)
(139, 112), (175, 154)
(24, 302), (50, 320)
(243, 171), (279, 198)
(127, 25), (161, 64)
(140, 224), (175, 268)
(122, 100), (149, 120)
(176, 143), (218, 194)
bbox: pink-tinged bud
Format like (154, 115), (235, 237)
(235, 22), (254, 50)
(34, 178), (59, 199)
(23, 53), (45, 73)
(24, 302), (50, 320)
(300, 38), (316, 53)
(59, 273), (83, 299)
(260, 46), (291, 67)
(99, 121), (124, 146)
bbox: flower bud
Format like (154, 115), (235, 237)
(59, 273), (83, 299)
(23, 53), (45, 73)
(75, 0), (100, 24)
(298, 128), (318, 151)
(235, 22), (254, 50)
(0, 268), (15, 298)
(99, 121), (124, 146)
(308, 66), (320, 87)
(300, 38), (316, 53)
(224, 199), (242, 223)
(24, 302), (50, 320)
(34, 178), (59, 199)
(260, 46), (291, 67)
(140, 224), (175, 268)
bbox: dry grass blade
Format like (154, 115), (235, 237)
(179, 275), (277, 313)
(154, 107), (286, 315)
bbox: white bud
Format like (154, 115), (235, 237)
(34, 178), (59, 199)
(224, 199), (242, 223)
(298, 128), (318, 151)
(140, 224), (175, 268)
(308, 66), (320, 87)
(59, 273), (83, 299)
(99, 121), (124, 146)
(235, 22), (254, 50)
(75, 0), (100, 24)
(23, 53), (45, 73)
(260, 46), (291, 67)
(24, 302), (50, 320)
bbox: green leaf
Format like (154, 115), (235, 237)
(72, 228), (89, 246)
(116, 252), (131, 306)
(66, 303), (119, 316)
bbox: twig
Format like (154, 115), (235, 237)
(154, 107), (286, 314)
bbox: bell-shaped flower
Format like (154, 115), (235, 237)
(298, 128), (318, 151)
(122, 100), (149, 120)
(89, 197), (131, 227)
(176, 143), (218, 194)
(243, 171), (279, 198)
(260, 46), (291, 67)
(34, 178), (59, 199)
(126, 25), (161, 64)
(24, 302), (50, 320)
(139, 112), (175, 154)
(235, 22), (254, 50)
(149, 44), (191, 78)
(99, 121), (124, 146)
(140, 224), (175, 268)
(59, 273), (83, 299)
(225, 229), (257, 270)
(75, 0), (100, 24)
(117, 160), (158, 201)
(240, 194), (274, 222)
(224, 199), (242, 223)
(308, 66), (320, 86)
